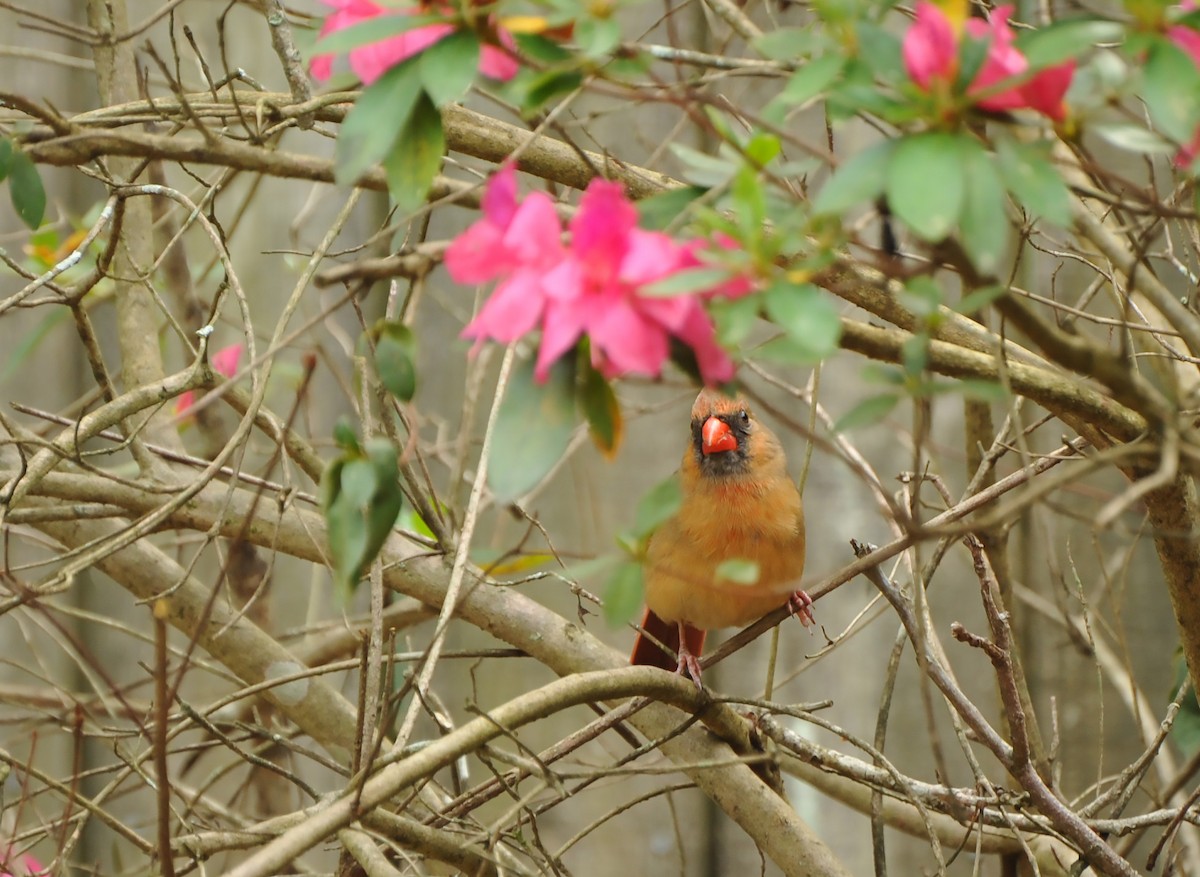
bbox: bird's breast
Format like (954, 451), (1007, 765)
(643, 477), (806, 630)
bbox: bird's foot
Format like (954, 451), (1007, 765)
(677, 652), (704, 690)
(675, 628), (705, 690)
(787, 589), (816, 628)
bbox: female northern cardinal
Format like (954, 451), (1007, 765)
(630, 389), (813, 686)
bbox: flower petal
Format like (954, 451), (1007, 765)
(502, 193), (565, 267)
(589, 298), (670, 378)
(445, 219), (509, 283)
(535, 297), (588, 380)
(482, 164), (518, 227)
(570, 179), (637, 271)
(461, 272), (547, 343)
(350, 22), (454, 84)
(903, 1), (959, 88)
(619, 229), (685, 286)
(1170, 24), (1200, 67)
(671, 301), (735, 384)
(1019, 60), (1075, 121)
(479, 34), (520, 81)
(211, 343), (243, 378)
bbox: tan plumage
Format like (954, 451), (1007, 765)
(630, 389), (812, 685)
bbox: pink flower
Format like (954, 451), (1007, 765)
(1169, 1), (1200, 63)
(538, 181), (735, 382)
(447, 165), (563, 345)
(903, 2), (1075, 120)
(311, 0), (519, 85)
(176, 342), (244, 419)
(903, 2), (959, 89)
(1169, 4), (1200, 167)
(0, 849), (42, 877)
(448, 168), (744, 385)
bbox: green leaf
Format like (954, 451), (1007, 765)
(744, 131), (781, 167)
(956, 379), (1007, 402)
(335, 60), (423, 186)
(321, 439), (404, 601)
(1142, 39), (1200, 144)
(333, 418), (361, 452)
(575, 17), (622, 58)
(715, 558), (760, 585)
(731, 167), (766, 238)
(753, 27), (822, 61)
(712, 293), (762, 347)
(325, 491), (369, 597)
(509, 29), (568, 57)
(1091, 123), (1176, 155)
(604, 561), (644, 626)
(777, 54), (844, 107)
(835, 393), (900, 431)
(340, 458), (379, 506)
(398, 505), (436, 539)
(813, 139), (895, 216)
(383, 93), (445, 212)
(637, 186), (705, 230)
(375, 321), (417, 402)
(669, 143), (738, 187)
(901, 333), (929, 376)
(1170, 654), (1200, 756)
(958, 141), (1009, 276)
(8, 151), (45, 229)
(577, 359), (623, 458)
(313, 13), (445, 56)
(641, 267), (735, 298)
(956, 284), (1008, 315)
(900, 275), (942, 318)
(995, 139), (1073, 227)
(634, 475), (682, 538)
(0, 139), (13, 181)
(886, 132), (965, 241)
(419, 31), (481, 106)
(364, 437), (403, 514)
(488, 355), (579, 502)
(515, 68), (583, 114)
(854, 22), (904, 81)
(763, 280), (842, 360)
(1017, 17), (1125, 68)
(955, 33), (991, 94)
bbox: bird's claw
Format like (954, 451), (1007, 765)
(677, 651), (704, 690)
(788, 589), (816, 628)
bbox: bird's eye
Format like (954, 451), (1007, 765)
(739, 409), (750, 425)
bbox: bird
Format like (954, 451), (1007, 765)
(630, 388), (814, 687)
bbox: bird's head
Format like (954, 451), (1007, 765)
(689, 388), (761, 478)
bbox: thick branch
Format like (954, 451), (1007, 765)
(839, 318), (1147, 441)
(1140, 474), (1200, 702)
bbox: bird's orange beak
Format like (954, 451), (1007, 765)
(701, 416), (738, 455)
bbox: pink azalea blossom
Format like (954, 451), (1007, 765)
(0, 849), (42, 877)
(903, 1), (959, 88)
(1169, 3), (1200, 167)
(311, 0), (518, 85)
(446, 166), (563, 345)
(176, 342), (244, 418)
(1168, 23), (1200, 65)
(903, 2), (1075, 120)
(447, 167), (746, 384)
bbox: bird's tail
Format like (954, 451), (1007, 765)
(630, 608), (706, 670)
